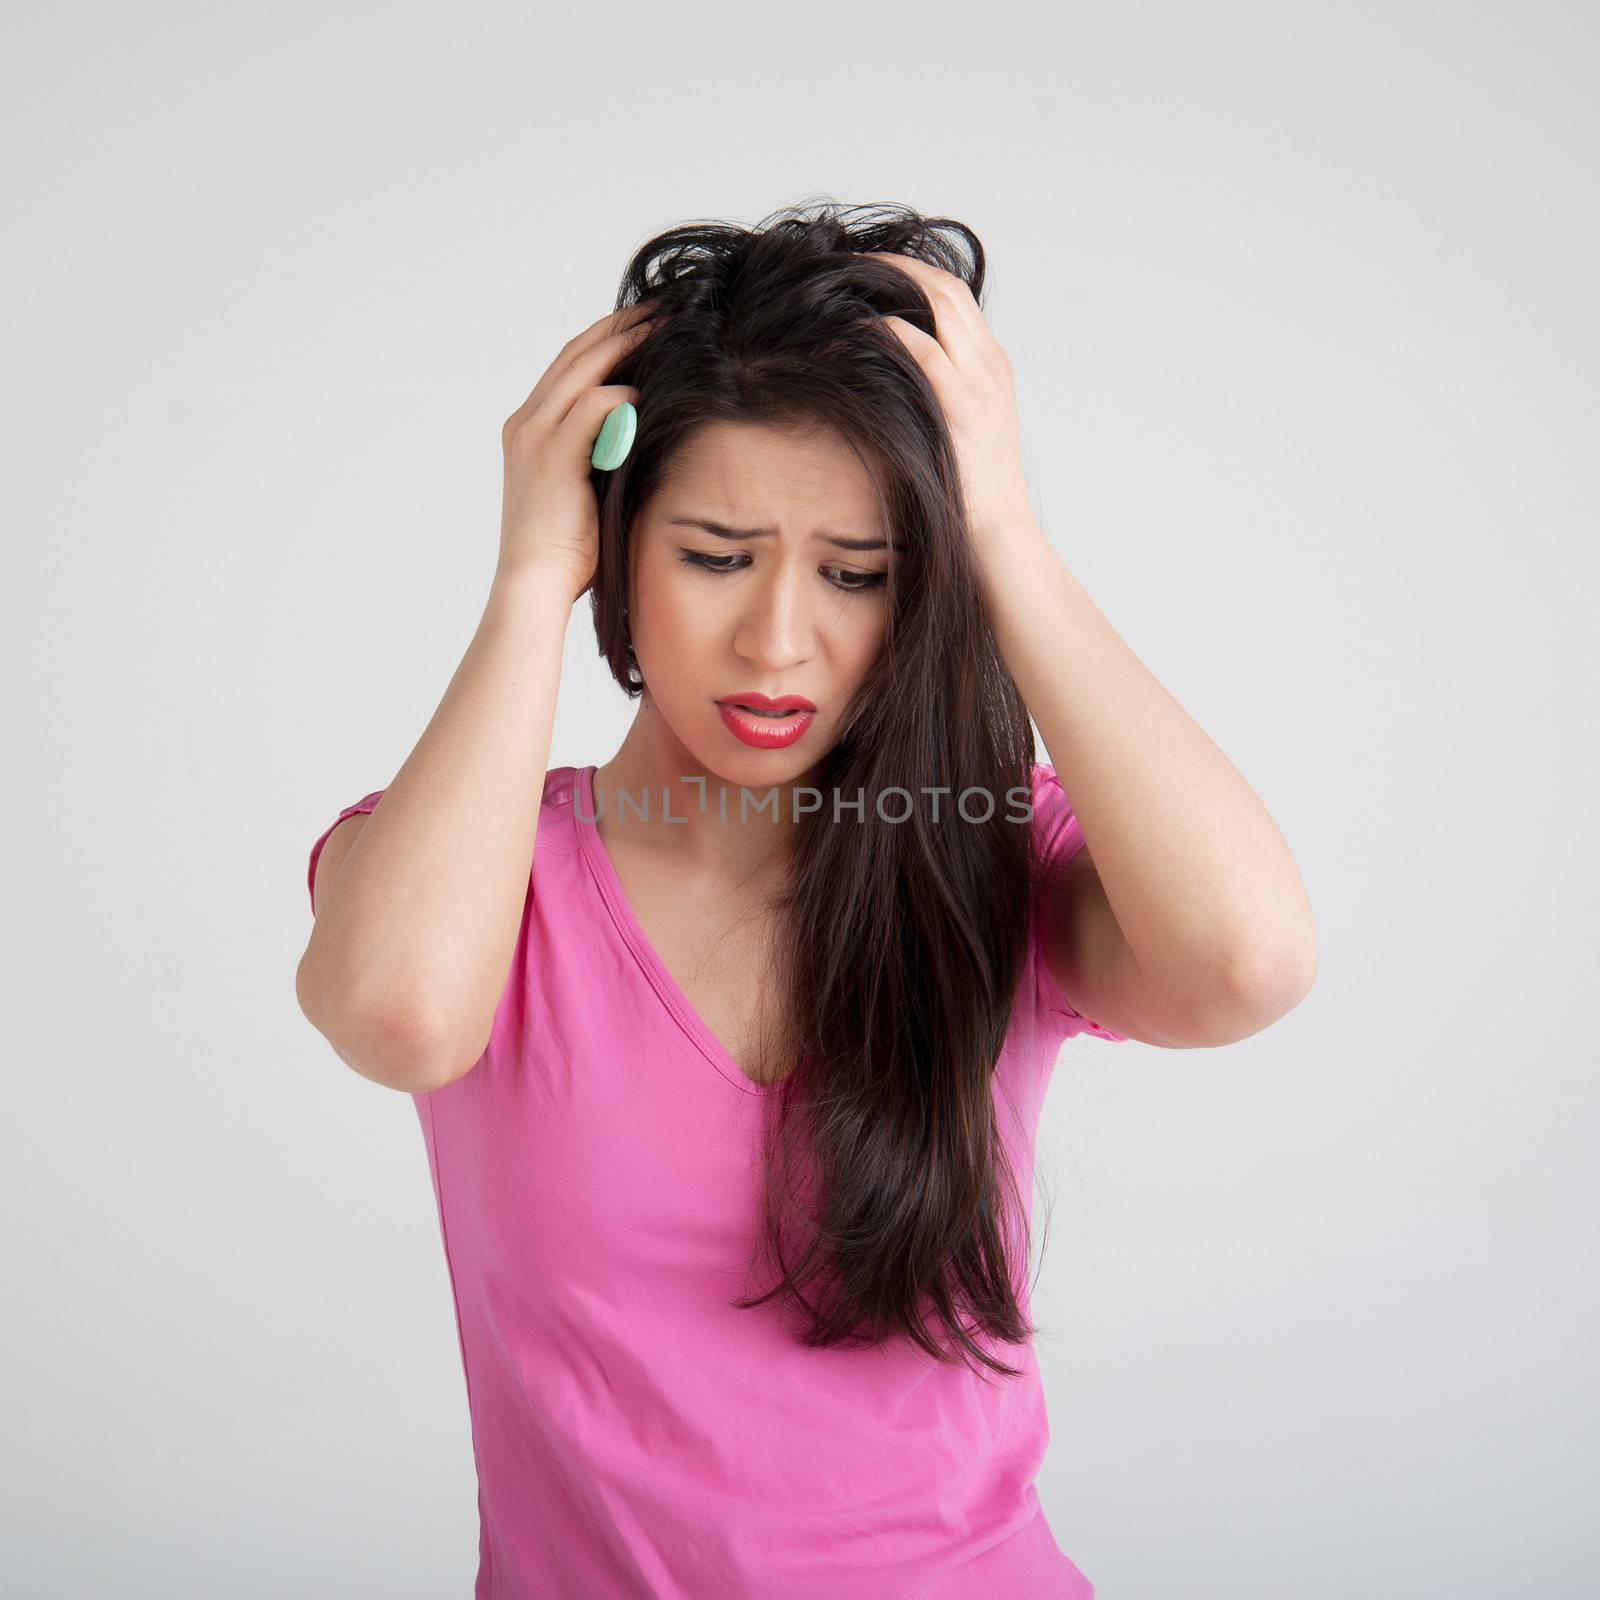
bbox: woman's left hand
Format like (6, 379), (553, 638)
(862, 252), (1044, 576)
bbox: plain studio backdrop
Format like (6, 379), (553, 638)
(3, 3), (1593, 1595)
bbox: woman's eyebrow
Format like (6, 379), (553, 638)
(666, 516), (901, 553)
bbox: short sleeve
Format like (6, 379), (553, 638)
(1028, 762), (1128, 1042)
(307, 790), (386, 914)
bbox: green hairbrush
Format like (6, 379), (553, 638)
(590, 401), (637, 471)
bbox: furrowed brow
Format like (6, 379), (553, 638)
(667, 517), (900, 553)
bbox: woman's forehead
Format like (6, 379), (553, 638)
(653, 420), (887, 536)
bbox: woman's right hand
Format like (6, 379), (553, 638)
(496, 303), (652, 600)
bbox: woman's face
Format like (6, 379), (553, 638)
(628, 420), (899, 788)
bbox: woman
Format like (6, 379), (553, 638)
(298, 199), (1317, 1599)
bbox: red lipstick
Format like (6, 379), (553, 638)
(715, 691), (818, 750)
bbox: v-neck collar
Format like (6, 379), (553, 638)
(572, 763), (781, 1097)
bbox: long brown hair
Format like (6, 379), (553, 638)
(588, 197), (1051, 1379)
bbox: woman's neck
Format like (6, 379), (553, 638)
(593, 700), (819, 882)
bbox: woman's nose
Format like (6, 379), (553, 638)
(733, 577), (819, 669)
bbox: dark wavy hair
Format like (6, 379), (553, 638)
(588, 196), (1051, 1380)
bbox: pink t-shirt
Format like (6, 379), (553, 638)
(306, 761), (1126, 1598)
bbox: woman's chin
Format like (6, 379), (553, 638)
(641, 701), (833, 799)
(695, 732), (827, 798)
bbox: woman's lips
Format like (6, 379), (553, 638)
(715, 696), (817, 749)
(718, 691), (816, 713)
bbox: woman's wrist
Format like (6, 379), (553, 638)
(490, 556), (590, 615)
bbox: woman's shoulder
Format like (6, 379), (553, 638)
(529, 765), (594, 871)
(1023, 759), (1083, 872)
(1027, 757), (1064, 797)
(541, 764), (584, 811)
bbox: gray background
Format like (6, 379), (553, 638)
(4, 2), (1594, 1594)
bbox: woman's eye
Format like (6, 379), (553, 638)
(826, 567), (889, 593)
(678, 550), (743, 574)
(676, 549), (888, 593)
